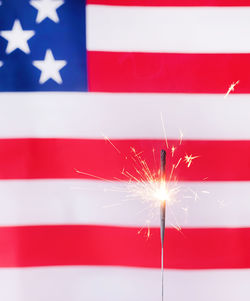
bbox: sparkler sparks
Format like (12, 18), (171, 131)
(77, 129), (199, 230)
(138, 219), (151, 239)
(224, 80), (240, 98)
(160, 149), (167, 301)
(103, 134), (121, 154)
(171, 146), (176, 157)
(75, 128), (203, 301)
(119, 146), (182, 301)
(184, 154), (199, 168)
(76, 126), (201, 235)
(120, 146), (193, 301)
(121, 147), (180, 212)
(179, 130), (184, 145)
(160, 112), (169, 149)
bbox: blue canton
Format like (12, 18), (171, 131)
(0, 0), (87, 91)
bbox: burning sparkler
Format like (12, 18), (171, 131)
(113, 143), (198, 301)
(160, 149), (167, 301)
(76, 129), (200, 301)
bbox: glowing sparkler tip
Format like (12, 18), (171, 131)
(157, 190), (169, 204)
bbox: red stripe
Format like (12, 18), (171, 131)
(0, 225), (250, 269)
(88, 51), (249, 93)
(0, 138), (249, 181)
(87, 0), (250, 6)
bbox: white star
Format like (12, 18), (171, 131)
(0, 62), (3, 67)
(30, 0), (64, 23)
(0, 20), (35, 54)
(33, 49), (67, 84)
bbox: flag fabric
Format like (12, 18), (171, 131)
(0, 0), (250, 300)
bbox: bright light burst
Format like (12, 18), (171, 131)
(121, 147), (181, 210)
(76, 125), (200, 236)
(110, 135), (200, 234)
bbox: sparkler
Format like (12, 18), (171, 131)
(75, 130), (200, 301)
(160, 149), (167, 301)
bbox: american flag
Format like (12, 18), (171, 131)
(0, 0), (250, 300)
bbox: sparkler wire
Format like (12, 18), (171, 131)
(160, 149), (167, 301)
(76, 134), (199, 301)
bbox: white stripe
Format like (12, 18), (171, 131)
(0, 92), (249, 140)
(0, 180), (249, 227)
(87, 6), (250, 53)
(0, 266), (249, 301)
